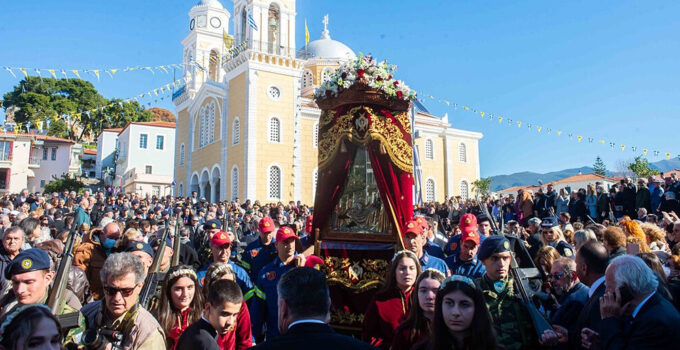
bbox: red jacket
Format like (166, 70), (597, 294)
(362, 288), (412, 349)
(217, 301), (253, 350)
(168, 308), (193, 350)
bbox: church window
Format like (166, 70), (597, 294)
(208, 50), (219, 81)
(267, 86), (281, 100)
(425, 139), (434, 160)
(269, 117), (281, 143)
(231, 166), (239, 200)
(460, 180), (469, 200)
(232, 118), (240, 145)
(313, 122), (318, 148)
(268, 165), (281, 200)
(198, 102), (216, 148)
(426, 179), (436, 202)
(240, 9), (247, 43)
(322, 68), (334, 83)
(459, 143), (467, 162)
(179, 143), (185, 165)
(302, 70), (314, 89)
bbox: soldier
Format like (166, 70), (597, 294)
(250, 226), (306, 342)
(80, 252), (165, 349)
(197, 219), (222, 266)
(475, 235), (539, 350)
(241, 217), (277, 281)
(0, 248), (85, 345)
(125, 241), (154, 272)
(196, 232), (254, 302)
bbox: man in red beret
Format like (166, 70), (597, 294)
(196, 231), (255, 302)
(403, 220), (449, 275)
(242, 217), (278, 280)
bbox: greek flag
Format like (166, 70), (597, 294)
(413, 145), (424, 205)
(247, 12), (258, 30)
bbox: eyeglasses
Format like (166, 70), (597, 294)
(103, 285), (137, 297)
(547, 272), (567, 280)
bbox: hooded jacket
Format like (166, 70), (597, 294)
(73, 228), (108, 300)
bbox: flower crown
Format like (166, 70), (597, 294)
(209, 263), (234, 280)
(441, 275), (476, 290)
(0, 303), (52, 343)
(392, 249), (419, 262)
(167, 268), (197, 281)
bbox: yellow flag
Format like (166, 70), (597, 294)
(223, 30), (234, 48)
(480, 111), (485, 118)
(600, 140), (605, 144)
(517, 121), (522, 128)
(305, 19), (310, 45)
(577, 136), (583, 142)
(643, 149), (648, 156)
(48, 69), (57, 79)
(537, 126), (542, 132)
(666, 153), (671, 160)
(153, 89), (158, 96)
(110, 69), (118, 75)
(159, 65), (168, 74)
(557, 130), (562, 136)
(93, 69), (100, 80)
(72, 70), (81, 79)
(498, 117), (503, 123)
(621, 145), (626, 151)
(19, 68), (28, 77)
(463, 106), (469, 111)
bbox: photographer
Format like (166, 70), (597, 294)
(81, 252), (165, 350)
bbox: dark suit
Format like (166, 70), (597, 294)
(248, 322), (377, 350)
(600, 292), (680, 349)
(569, 280), (605, 349)
(176, 318), (220, 350)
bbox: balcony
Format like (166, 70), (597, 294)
(28, 156), (41, 168)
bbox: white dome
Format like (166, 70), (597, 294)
(196, 0), (223, 8)
(298, 29), (356, 61)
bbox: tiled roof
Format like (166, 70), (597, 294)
(549, 173), (615, 184)
(35, 135), (75, 144)
(83, 149), (97, 155)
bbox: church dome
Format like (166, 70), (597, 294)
(196, 0), (223, 8)
(298, 27), (356, 61)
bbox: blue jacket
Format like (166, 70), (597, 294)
(419, 251), (449, 275)
(651, 185), (664, 212)
(250, 257), (294, 339)
(424, 241), (445, 259)
(241, 238), (277, 281)
(197, 261), (255, 302)
(445, 254), (486, 279)
(444, 233), (486, 257)
(551, 282), (589, 327)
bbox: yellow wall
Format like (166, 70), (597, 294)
(191, 96), (223, 174)
(300, 118), (319, 203)
(446, 136), (479, 198)
(227, 72), (246, 200)
(414, 133), (447, 202)
(174, 108), (189, 193)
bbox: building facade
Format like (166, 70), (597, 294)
(173, 0), (482, 203)
(114, 122), (176, 197)
(96, 128), (121, 180)
(28, 135), (82, 192)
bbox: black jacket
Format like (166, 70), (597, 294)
(248, 322), (377, 350)
(569, 280), (605, 349)
(600, 292), (680, 350)
(176, 318), (220, 350)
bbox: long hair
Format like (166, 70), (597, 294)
(379, 250), (421, 295)
(428, 279), (497, 350)
(396, 269), (445, 343)
(202, 262), (235, 300)
(0, 304), (62, 350)
(153, 265), (204, 348)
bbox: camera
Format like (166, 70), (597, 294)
(81, 328), (124, 350)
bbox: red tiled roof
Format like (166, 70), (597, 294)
(549, 173), (615, 184)
(102, 128), (122, 132)
(83, 149), (97, 155)
(35, 135), (75, 144)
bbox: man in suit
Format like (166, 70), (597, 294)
(249, 267), (376, 350)
(597, 255), (680, 349)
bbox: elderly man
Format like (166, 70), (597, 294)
(0, 227), (24, 294)
(403, 220), (448, 275)
(81, 252), (165, 349)
(74, 221), (122, 300)
(548, 258), (589, 328)
(584, 255), (680, 349)
(74, 198), (91, 228)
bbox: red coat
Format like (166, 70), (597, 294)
(391, 324), (427, 350)
(216, 301), (253, 350)
(362, 288), (412, 349)
(168, 307), (193, 350)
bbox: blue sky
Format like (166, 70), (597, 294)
(1, 0), (678, 177)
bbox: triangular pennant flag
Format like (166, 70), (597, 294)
(577, 136), (583, 142)
(621, 145), (625, 151)
(71, 70), (81, 79)
(139, 93), (144, 98)
(153, 89), (158, 96)
(159, 65), (168, 74)
(643, 149), (648, 156)
(110, 69), (118, 76)
(517, 121), (522, 128)
(165, 84), (171, 90)
(105, 70), (113, 78)
(4, 67), (16, 78)
(498, 117), (503, 123)
(632, 146), (637, 152)
(47, 69), (57, 79)
(19, 68), (28, 77)
(444, 100), (450, 106)
(536, 126), (542, 132)
(463, 106), (470, 111)
(160, 87), (165, 93)
(61, 69), (68, 78)
(600, 140), (605, 144)
(480, 111), (485, 118)
(144, 67), (154, 74)
(666, 153), (671, 160)
(93, 69), (100, 81)
(588, 138), (593, 143)
(557, 130), (562, 136)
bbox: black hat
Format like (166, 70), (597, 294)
(125, 242), (154, 258)
(104, 207), (114, 214)
(541, 216), (559, 228)
(477, 235), (511, 261)
(5, 248), (51, 279)
(150, 236), (172, 249)
(203, 219), (222, 231)
(477, 214), (490, 224)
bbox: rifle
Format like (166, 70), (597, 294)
(171, 213), (182, 267)
(139, 218), (171, 309)
(46, 222), (82, 330)
(475, 194), (553, 336)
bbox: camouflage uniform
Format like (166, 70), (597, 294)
(476, 275), (539, 350)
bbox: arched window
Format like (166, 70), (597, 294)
(313, 122), (318, 148)
(208, 50), (219, 81)
(198, 102), (216, 148)
(240, 9), (247, 43)
(425, 139), (434, 160)
(322, 68), (334, 83)
(460, 180), (469, 200)
(269, 117), (281, 143)
(267, 4), (280, 54)
(459, 143), (467, 162)
(268, 165), (281, 200)
(179, 143), (185, 165)
(231, 166), (239, 200)
(302, 70), (314, 89)
(232, 118), (240, 145)
(425, 179), (435, 202)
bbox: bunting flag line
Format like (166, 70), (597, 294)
(419, 90), (677, 161)
(2, 63), (182, 80)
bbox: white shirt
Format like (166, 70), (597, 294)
(589, 276), (606, 298)
(632, 291), (655, 318)
(288, 319), (326, 328)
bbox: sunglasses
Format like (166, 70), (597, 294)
(103, 285), (137, 297)
(547, 272), (567, 280)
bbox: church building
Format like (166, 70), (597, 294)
(173, 0), (483, 204)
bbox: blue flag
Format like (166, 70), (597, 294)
(247, 12), (258, 30)
(413, 145), (423, 206)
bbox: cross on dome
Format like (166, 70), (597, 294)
(321, 14), (331, 39)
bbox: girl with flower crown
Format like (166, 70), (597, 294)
(362, 250), (422, 349)
(152, 265), (204, 350)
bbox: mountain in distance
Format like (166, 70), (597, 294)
(489, 158), (680, 192)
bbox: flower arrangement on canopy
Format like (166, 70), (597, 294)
(315, 54), (417, 101)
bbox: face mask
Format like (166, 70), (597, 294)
(102, 238), (117, 250)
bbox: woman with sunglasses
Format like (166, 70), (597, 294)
(363, 250), (422, 349)
(392, 269), (446, 350)
(419, 275), (498, 350)
(152, 265), (204, 350)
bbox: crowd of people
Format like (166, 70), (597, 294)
(0, 178), (680, 349)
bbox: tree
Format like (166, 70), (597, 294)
(2, 77), (152, 141)
(627, 156), (659, 178)
(472, 177), (492, 200)
(593, 156), (607, 176)
(44, 174), (85, 193)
